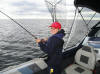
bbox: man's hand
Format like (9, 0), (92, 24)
(35, 38), (48, 43)
(36, 39), (41, 43)
(44, 38), (48, 41)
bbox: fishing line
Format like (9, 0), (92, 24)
(0, 11), (37, 39)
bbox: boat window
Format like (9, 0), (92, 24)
(92, 21), (100, 37)
(95, 30), (100, 37)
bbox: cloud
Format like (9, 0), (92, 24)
(0, 0), (69, 19)
(0, 0), (49, 18)
(0, 0), (99, 19)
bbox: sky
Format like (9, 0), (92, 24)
(0, 0), (74, 19)
(0, 0), (99, 19)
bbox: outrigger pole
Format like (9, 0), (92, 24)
(45, 0), (62, 22)
(0, 11), (37, 39)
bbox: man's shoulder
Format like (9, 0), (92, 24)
(48, 35), (63, 42)
(48, 35), (57, 40)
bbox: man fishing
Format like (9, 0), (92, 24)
(36, 21), (65, 74)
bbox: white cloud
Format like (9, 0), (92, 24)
(0, 0), (69, 19)
(66, 0), (74, 5)
(0, 0), (98, 19)
(0, 0), (50, 19)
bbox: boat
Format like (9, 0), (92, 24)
(0, 0), (100, 74)
(0, 58), (48, 74)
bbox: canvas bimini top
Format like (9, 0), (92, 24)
(74, 0), (100, 13)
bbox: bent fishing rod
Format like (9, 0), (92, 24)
(0, 11), (37, 39)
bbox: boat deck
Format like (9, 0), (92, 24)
(36, 56), (100, 74)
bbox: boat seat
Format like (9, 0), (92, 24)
(64, 46), (96, 74)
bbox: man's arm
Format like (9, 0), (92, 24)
(38, 36), (58, 55)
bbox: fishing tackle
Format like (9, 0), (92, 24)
(0, 11), (37, 39)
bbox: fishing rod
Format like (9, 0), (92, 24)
(0, 11), (37, 39)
